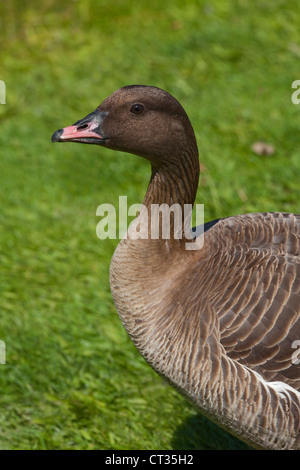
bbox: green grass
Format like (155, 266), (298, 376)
(0, 0), (299, 450)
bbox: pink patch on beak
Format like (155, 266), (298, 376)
(60, 121), (103, 140)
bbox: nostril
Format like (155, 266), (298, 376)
(77, 123), (89, 131)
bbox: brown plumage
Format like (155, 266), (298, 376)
(52, 85), (300, 450)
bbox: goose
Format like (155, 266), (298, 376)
(52, 85), (300, 450)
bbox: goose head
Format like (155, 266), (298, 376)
(51, 85), (198, 170)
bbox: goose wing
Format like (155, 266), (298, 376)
(204, 212), (300, 391)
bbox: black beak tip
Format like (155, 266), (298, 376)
(51, 129), (63, 143)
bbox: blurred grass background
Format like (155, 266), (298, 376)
(0, 0), (300, 450)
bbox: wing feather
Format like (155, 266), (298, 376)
(203, 212), (300, 391)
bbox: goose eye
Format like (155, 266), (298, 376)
(130, 104), (144, 115)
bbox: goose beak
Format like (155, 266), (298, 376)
(51, 109), (108, 145)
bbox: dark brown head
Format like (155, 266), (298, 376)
(51, 85), (198, 169)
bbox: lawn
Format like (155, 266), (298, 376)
(0, 0), (299, 450)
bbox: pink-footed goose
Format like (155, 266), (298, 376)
(52, 85), (300, 450)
